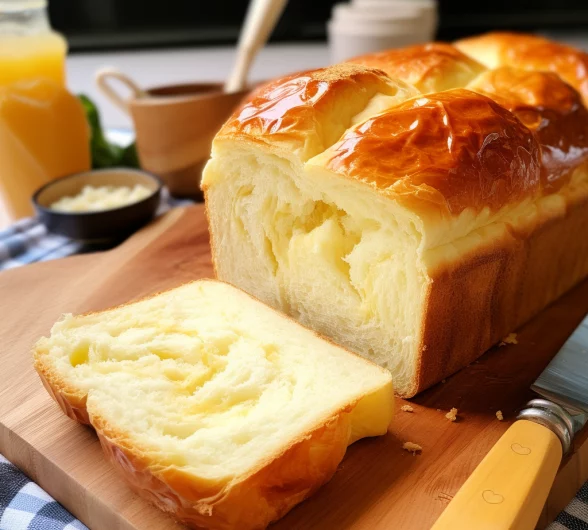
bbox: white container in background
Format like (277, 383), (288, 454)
(327, 0), (438, 63)
(347, 0), (438, 37)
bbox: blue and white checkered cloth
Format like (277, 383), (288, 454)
(0, 215), (90, 270)
(0, 456), (87, 530)
(1, 202), (587, 530)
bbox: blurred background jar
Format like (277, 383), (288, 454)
(0, 0), (90, 223)
(327, 0), (438, 62)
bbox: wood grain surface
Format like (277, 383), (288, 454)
(0, 204), (586, 530)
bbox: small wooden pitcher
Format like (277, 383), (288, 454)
(96, 69), (249, 199)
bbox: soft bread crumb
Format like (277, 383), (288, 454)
(496, 410), (504, 421)
(445, 408), (458, 422)
(402, 442), (422, 454)
(499, 333), (518, 346)
(400, 405), (414, 413)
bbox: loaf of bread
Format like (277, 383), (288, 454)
(202, 33), (588, 397)
(33, 280), (393, 530)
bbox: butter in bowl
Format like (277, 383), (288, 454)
(33, 168), (162, 241)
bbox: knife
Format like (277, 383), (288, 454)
(432, 315), (588, 530)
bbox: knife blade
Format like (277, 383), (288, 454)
(432, 314), (588, 530)
(532, 314), (588, 433)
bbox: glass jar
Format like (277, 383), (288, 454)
(0, 0), (90, 223)
(0, 0), (67, 86)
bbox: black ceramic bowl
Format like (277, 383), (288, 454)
(33, 168), (162, 240)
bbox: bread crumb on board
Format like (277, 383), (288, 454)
(400, 405), (414, 413)
(499, 333), (518, 346)
(496, 410), (504, 421)
(445, 408), (458, 422)
(402, 442), (422, 454)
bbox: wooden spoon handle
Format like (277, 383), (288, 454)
(432, 420), (562, 530)
(95, 68), (148, 115)
(225, 0), (288, 93)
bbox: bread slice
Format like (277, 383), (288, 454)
(33, 280), (393, 530)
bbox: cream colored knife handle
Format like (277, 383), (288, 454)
(432, 420), (562, 530)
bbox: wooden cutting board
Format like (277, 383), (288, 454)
(1, 205), (587, 530)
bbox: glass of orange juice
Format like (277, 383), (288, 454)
(0, 0), (90, 223)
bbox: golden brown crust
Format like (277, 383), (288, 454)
(455, 32), (588, 103)
(411, 172), (588, 396)
(215, 64), (415, 161)
(95, 410), (350, 530)
(347, 42), (486, 93)
(34, 354), (90, 424)
(322, 88), (541, 216)
(467, 67), (588, 190)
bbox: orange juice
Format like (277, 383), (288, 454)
(0, 32), (66, 86)
(0, 80), (91, 219)
(0, 2), (90, 222)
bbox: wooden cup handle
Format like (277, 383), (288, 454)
(432, 420), (562, 530)
(95, 68), (148, 115)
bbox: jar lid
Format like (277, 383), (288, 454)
(0, 0), (47, 12)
